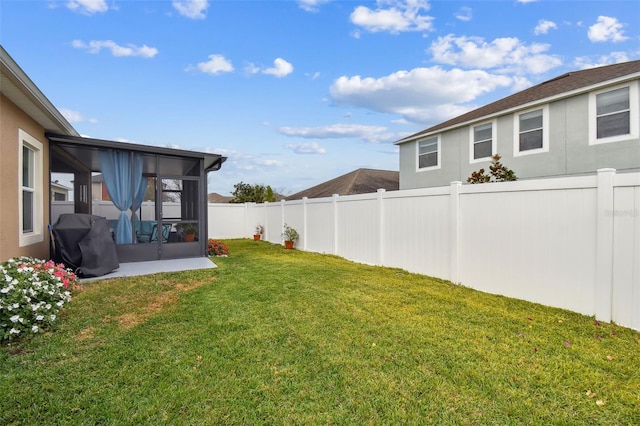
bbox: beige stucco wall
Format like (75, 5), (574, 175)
(0, 94), (51, 262)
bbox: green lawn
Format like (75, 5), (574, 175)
(2, 239), (639, 425)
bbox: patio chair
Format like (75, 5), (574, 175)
(137, 223), (171, 243)
(149, 223), (172, 243)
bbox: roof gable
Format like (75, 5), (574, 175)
(396, 60), (640, 144)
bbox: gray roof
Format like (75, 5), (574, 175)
(396, 60), (640, 144)
(286, 168), (399, 200)
(207, 193), (233, 203)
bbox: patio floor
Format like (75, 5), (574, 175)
(81, 257), (217, 281)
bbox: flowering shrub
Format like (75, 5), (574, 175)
(467, 154), (517, 184)
(207, 240), (229, 257)
(1, 257), (78, 341)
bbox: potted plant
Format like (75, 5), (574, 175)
(281, 223), (299, 249)
(254, 224), (264, 241)
(176, 223), (198, 242)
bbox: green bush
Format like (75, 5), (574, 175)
(0, 257), (78, 341)
(467, 153), (517, 184)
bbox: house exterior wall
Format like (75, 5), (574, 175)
(399, 78), (640, 189)
(0, 94), (51, 262)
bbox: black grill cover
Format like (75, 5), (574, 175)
(52, 214), (119, 278)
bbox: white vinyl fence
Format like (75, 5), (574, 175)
(208, 169), (640, 331)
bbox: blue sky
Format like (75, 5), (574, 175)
(2, 0), (639, 196)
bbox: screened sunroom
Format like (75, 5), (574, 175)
(47, 133), (226, 263)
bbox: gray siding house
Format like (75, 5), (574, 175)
(395, 60), (640, 189)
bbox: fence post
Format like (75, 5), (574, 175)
(303, 197), (308, 251)
(333, 194), (339, 255)
(262, 202), (268, 241)
(450, 181), (462, 284)
(280, 199), (286, 243)
(377, 189), (386, 266)
(244, 203), (250, 238)
(595, 168), (615, 323)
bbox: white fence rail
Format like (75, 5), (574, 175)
(207, 169), (640, 331)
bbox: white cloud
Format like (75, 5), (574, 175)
(285, 142), (327, 154)
(195, 54), (234, 74)
(455, 6), (472, 22)
(350, 0), (434, 34)
(534, 19), (557, 35)
(280, 123), (400, 144)
(207, 148), (286, 175)
(574, 52), (632, 69)
(255, 159), (286, 167)
(511, 76), (533, 92)
(588, 16), (628, 43)
(244, 63), (261, 75)
(429, 34), (562, 74)
(172, 0), (209, 19)
(279, 123), (387, 139)
(71, 40), (158, 58)
(329, 66), (514, 124)
(262, 58), (294, 77)
(297, 0), (330, 13)
(517, 0), (537, 3)
(59, 108), (97, 124)
(65, 0), (109, 15)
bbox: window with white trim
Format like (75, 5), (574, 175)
(18, 129), (44, 247)
(513, 106), (549, 156)
(470, 121), (495, 163)
(589, 82), (638, 145)
(417, 136), (440, 170)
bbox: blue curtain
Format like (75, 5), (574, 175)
(131, 156), (148, 231)
(98, 150), (146, 244)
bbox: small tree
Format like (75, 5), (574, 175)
(467, 154), (517, 184)
(230, 182), (277, 203)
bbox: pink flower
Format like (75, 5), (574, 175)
(564, 340), (571, 347)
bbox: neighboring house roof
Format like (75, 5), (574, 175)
(208, 193), (233, 203)
(0, 45), (78, 136)
(51, 181), (72, 191)
(286, 168), (399, 200)
(396, 60), (640, 144)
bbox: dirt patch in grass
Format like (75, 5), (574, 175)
(75, 326), (96, 341)
(116, 279), (212, 330)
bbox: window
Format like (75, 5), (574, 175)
(513, 106), (548, 156)
(18, 130), (44, 246)
(470, 121), (495, 163)
(22, 146), (35, 233)
(417, 136), (440, 170)
(590, 83), (638, 145)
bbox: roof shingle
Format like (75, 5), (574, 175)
(286, 168), (399, 200)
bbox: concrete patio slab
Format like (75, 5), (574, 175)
(82, 257), (217, 281)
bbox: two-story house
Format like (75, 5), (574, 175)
(395, 60), (640, 189)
